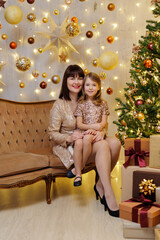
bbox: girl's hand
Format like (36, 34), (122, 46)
(92, 131), (105, 143)
(67, 131), (83, 144)
(83, 129), (96, 135)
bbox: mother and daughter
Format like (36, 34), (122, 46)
(48, 64), (121, 218)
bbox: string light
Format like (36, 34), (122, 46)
(86, 49), (92, 55)
(0, 88), (4, 92)
(136, 3), (140, 7)
(50, 91), (55, 97)
(34, 89), (40, 94)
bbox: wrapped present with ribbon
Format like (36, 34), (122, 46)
(124, 138), (150, 168)
(139, 179), (156, 202)
(119, 195), (160, 228)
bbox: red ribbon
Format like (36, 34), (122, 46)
(125, 195), (160, 227)
(124, 139), (149, 168)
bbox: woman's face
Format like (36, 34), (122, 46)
(67, 75), (84, 94)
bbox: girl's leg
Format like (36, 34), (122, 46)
(82, 134), (94, 169)
(73, 139), (83, 181)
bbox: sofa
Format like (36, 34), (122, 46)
(0, 99), (96, 204)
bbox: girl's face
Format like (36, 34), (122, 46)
(84, 77), (100, 99)
(67, 75), (84, 95)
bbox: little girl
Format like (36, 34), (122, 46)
(73, 72), (110, 186)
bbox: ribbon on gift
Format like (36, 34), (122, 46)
(124, 139), (149, 168)
(126, 195), (160, 227)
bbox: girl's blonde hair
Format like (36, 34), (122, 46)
(79, 72), (102, 105)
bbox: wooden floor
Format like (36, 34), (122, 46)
(0, 162), (137, 240)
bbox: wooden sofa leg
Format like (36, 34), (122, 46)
(45, 174), (52, 204)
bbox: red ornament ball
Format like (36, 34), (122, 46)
(86, 31), (93, 38)
(106, 35), (114, 44)
(71, 16), (78, 23)
(9, 41), (17, 49)
(144, 59), (153, 68)
(27, 0), (35, 3)
(106, 87), (113, 95)
(147, 43), (154, 50)
(28, 37), (35, 44)
(40, 81), (47, 89)
(135, 99), (144, 107)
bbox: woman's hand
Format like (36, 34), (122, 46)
(67, 130), (83, 144)
(83, 129), (96, 135)
(92, 131), (105, 143)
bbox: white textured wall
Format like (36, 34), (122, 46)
(0, 0), (154, 137)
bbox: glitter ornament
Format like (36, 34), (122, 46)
(66, 22), (80, 37)
(86, 30), (93, 38)
(19, 82), (25, 88)
(144, 59), (153, 68)
(28, 37), (35, 44)
(84, 68), (89, 75)
(4, 6), (23, 24)
(147, 42), (154, 50)
(2, 34), (7, 40)
(71, 16), (78, 23)
(42, 17), (48, 23)
(9, 41), (17, 49)
(42, 72), (47, 78)
(27, 13), (36, 22)
(135, 99), (144, 107)
(51, 75), (61, 84)
(38, 48), (43, 53)
(106, 87), (113, 95)
(27, 0), (35, 3)
(16, 57), (31, 71)
(137, 112), (145, 121)
(65, 0), (72, 5)
(40, 81), (47, 89)
(54, 10), (59, 15)
(99, 72), (106, 80)
(108, 3), (115, 11)
(32, 70), (39, 78)
(92, 23), (97, 29)
(98, 18), (104, 24)
(106, 36), (114, 44)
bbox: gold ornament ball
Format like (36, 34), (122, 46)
(66, 22), (80, 37)
(27, 13), (36, 22)
(84, 68), (89, 75)
(51, 75), (61, 84)
(144, 59), (153, 68)
(92, 58), (99, 67)
(99, 72), (106, 80)
(92, 23), (97, 29)
(42, 17), (48, 23)
(2, 34), (7, 40)
(121, 119), (127, 126)
(65, 0), (72, 5)
(98, 18), (104, 24)
(19, 82), (25, 88)
(157, 113), (160, 118)
(156, 125), (160, 133)
(32, 70), (39, 78)
(54, 9), (59, 15)
(107, 3), (115, 11)
(4, 6), (23, 25)
(137, 112), (145, 121)
(42, 72), (47, 78)
(99, 51), (118, 70)
(38, 48), (43, 53)
(115, 132), (119, 138)
(16, 57), (31, 71)
(106, 35), (114, 44)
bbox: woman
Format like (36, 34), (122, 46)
(48, 65), (121, 217)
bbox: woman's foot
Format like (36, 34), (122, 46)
(103, 190), (119, 217)
(74, 176), (82, 187)
(103, 196), (119, 217)
(93, 184), (104, 205)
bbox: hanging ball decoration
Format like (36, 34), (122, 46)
(19, 0), (25, 2)
(19, 82), (25, 88)
(98, 18), (104, 25)
(28, 37), (35, 44)
(32, 70), (39, 78)
(99, 51), (118, 70)
(147, 43), (154, 50)
(42, 72), (47, 78)
(106, 35), (114, 44)
(157, 113), (160, 119)
(2, 34), (7, 40)
(54, 9), (59, 15)
(99, 72), (106, 80)
(146, 99), (152, 105)
(27, 0), (35, 3)
(144, 59), (153, 68)
(65, 0), (72, 5)
(38, 48), (43, 53)
(84, 68), (89, 75)
(0, 24), (1, 29)
(92, 23), (97, 29)
(4, 6), (23, 25)
(115, 132), (119, 138)
(86, 30), (93, 38)
(135, 99), (144, 107)
(51, 75), (61, 84)
(137, 112), (145, 121)
(156, 125), (160, 133)
(27, 13), (36, 22)
(106, 87), (113, 95)
(92, 58), (99, 67)
(9, 41), (17, 49)
(16, 57), (31, 71)
(107, 3), (115, 11)
(121, 119), (127, 126)
(40, 81), (47, 89)
(42, 17), (48, 23)
(71, 16), (78, 23)
(141, 79), (148, 86)
(66, 22), (80, 37)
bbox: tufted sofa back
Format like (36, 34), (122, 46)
(0, 99), (54, 155)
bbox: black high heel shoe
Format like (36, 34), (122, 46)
(103, 196), (119, 217)
(93, 185), (104, 205)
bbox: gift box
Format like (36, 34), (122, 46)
(133, 171), (160, 201)
(149, 135), (160, 169)
(119, 199), (160, 228)
(155, 228), (160, 240)
(124, 138), (150, 168)
(121, 165), (160, 202)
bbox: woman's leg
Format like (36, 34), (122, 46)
(106, 137), (121, 171)
(73, 139), (83, 181)
(82, 134), (94, 169)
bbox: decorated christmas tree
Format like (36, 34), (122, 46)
(113, 2), (160, 145)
